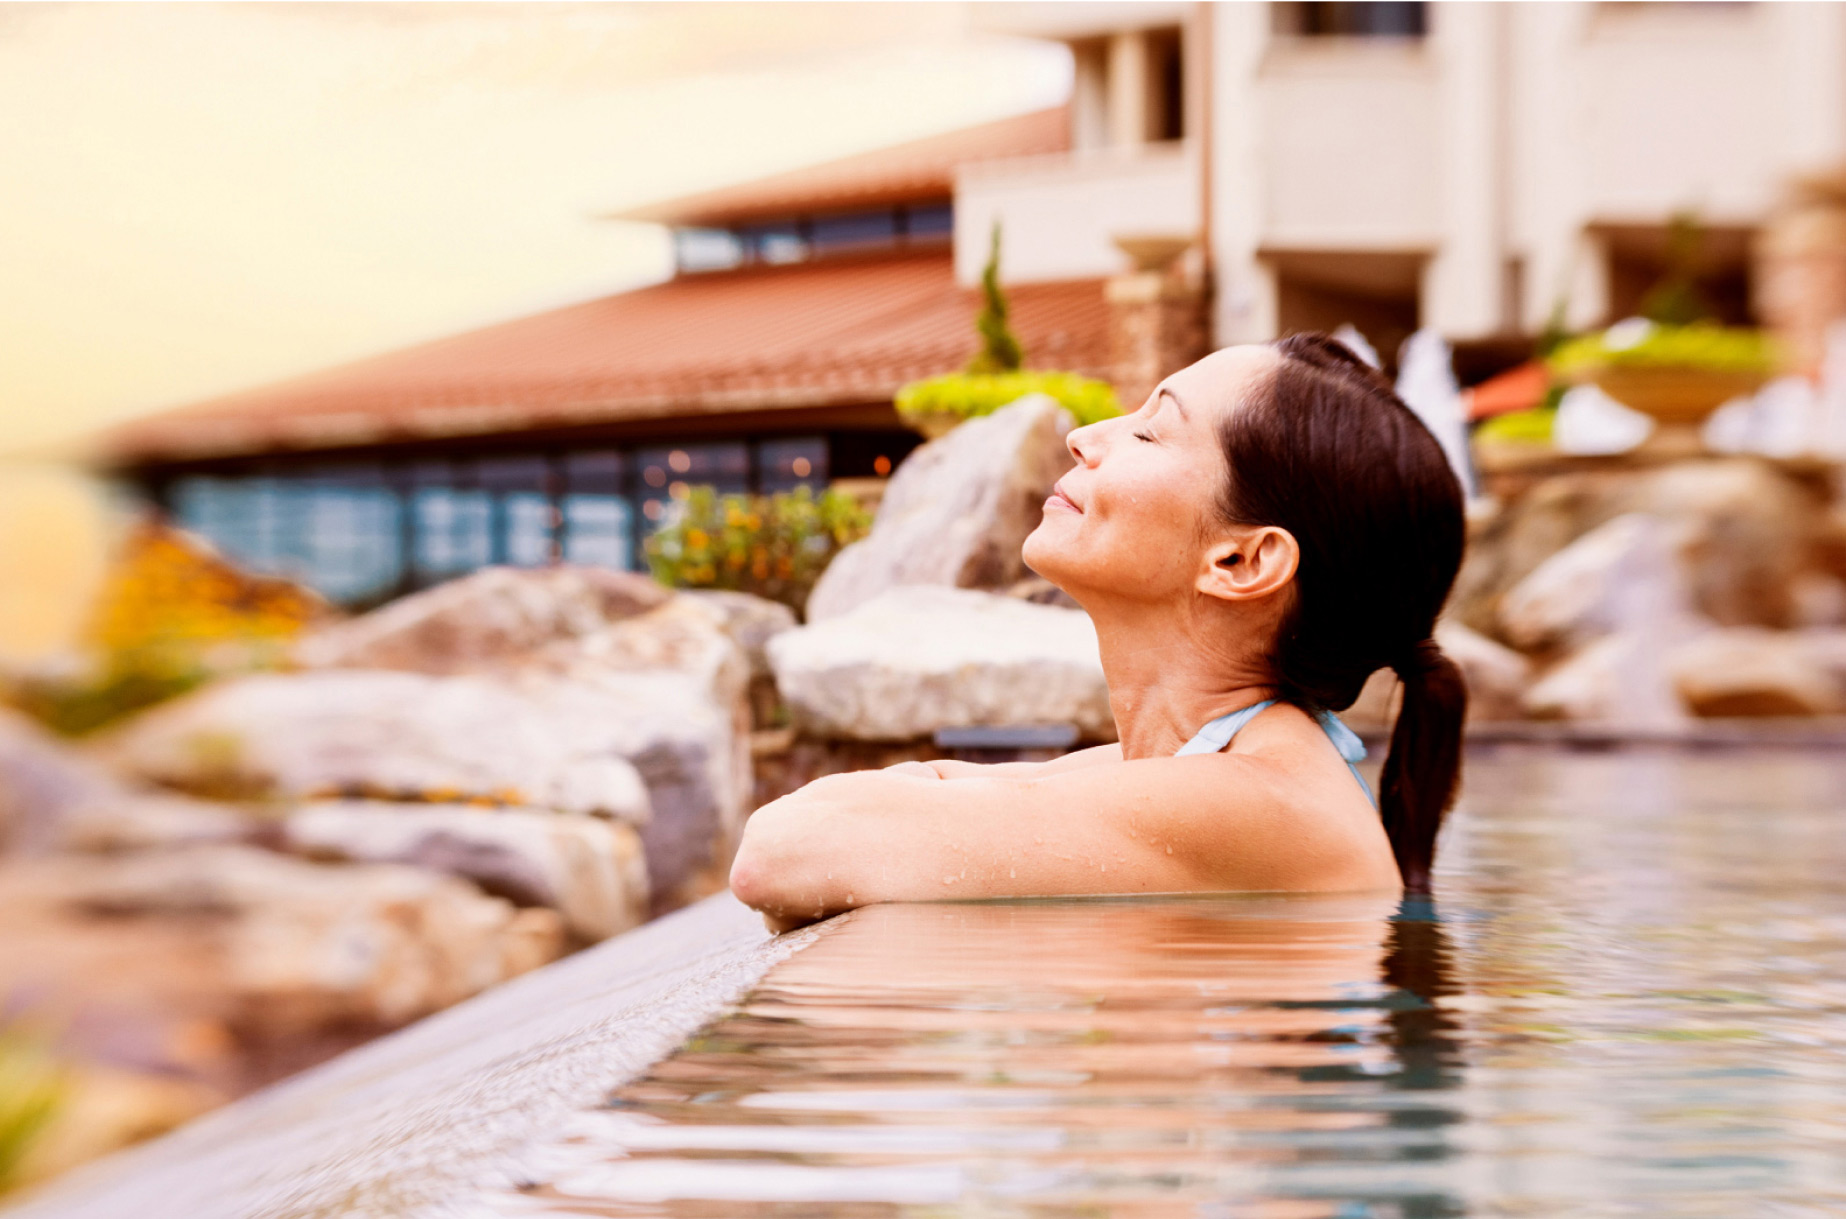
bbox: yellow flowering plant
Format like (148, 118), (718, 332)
(645, 485), (871, 615)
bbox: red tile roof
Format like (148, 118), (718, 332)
(615, 108), (1069, 227)
(102, 250), (1112, 466)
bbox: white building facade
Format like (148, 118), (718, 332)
(965, 1), (1846, 362)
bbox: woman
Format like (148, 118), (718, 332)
(730, 333), (1468, 932)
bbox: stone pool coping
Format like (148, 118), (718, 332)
(4, 893), (829, 1219)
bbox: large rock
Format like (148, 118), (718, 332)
(1522, 633), (1689, 728)
(0, 706), (121, 852)
(294, 565), (670, 674)
(1458, 457), (1831, 637)
(1498, 513), (1702, 653)
(284, 802), (648, 942)
(65, 845), (564, 1032)
(769, 586), (1115, 741)
(1668, 627), (1846, 717)
(806, 396), (1075, 620)
(680, 590), (797, 680)
(103, 670), (654, 823)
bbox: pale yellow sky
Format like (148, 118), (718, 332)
(0, 2), (1068, 661)
(0, 1), (1068, 457)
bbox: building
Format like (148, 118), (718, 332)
(104, 109), (1114, 604)
(107, 1), (1846, 602)
(971, 1), (1846, 352)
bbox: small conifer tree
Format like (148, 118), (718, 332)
(965, 222), (1024, 375)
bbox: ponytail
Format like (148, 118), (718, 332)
(1379, 639), (1467, 894)
(1216, 333), (1470, 895)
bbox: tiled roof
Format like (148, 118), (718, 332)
(615, 108), (1069, 227)
(103, 250), (1112, 466)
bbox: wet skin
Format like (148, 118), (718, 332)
(731, 346), (1400, 932)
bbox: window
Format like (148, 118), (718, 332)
(810, 210), (897, 253)
(740, 221), (809, 265)
(1273, 2), (1427, 37)
(297, 464), (403, 606)
(757, 437), (827, 494)
(902, 203), (954, 243)
(411, 461), (491, 582)
(477, 456), (554, 568)
(673, 227), (744, 273)
(561, 451), (632, 570)
(636, 442), (749, 532)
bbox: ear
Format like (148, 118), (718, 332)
(1196, 525), (1299, 605)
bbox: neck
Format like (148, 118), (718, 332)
(1087, 596), (1279, 759)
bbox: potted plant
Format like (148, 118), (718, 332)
(895, 224), (1119, 439)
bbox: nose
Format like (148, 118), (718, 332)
(1067, 419), (1102, 467)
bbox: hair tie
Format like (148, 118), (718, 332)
(1393, 637), (1442, 678)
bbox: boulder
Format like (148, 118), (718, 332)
(681, 590), (797, 680)
(56, 792), (256, 855)
(65, 845), (564, 1032)
(0, 706), (122, 853)
(806, 396), (1075, 620)
(1668, 627), (1846, 717)
(1498, 513), (1701, 653)
(103, 670), (653, 823)
(768, 586), (1115, 741)
(1458, 457), (1831, 637)
(294, 565), (669, 674)
(1522, 633), (1689, 728)
(1436, 620), (1532, 723)
(283, 802), (648, 942)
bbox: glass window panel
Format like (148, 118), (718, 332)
(562, 494), (632, 570)
(298, 481), (402, 605)
(674, 227), (744, 273)
(758, 436), (828, 494)
(904, 203), (953, 241)
(476, 456), (548, 493)
(740, 222), (807, 265)
(413, 486), (492, 577)
(635, 442), (748, 538)
(563, 450), (622, 494)
(502, 492), (553, 567)
(810, 209), (897, 252)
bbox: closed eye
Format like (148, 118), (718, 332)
(1133, 430), (1156, 442)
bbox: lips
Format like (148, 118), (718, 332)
(1046, 479), (1082, 514)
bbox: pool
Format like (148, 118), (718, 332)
(486, 745), (1846, 1217)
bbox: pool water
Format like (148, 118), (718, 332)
(486, 747), (1846, 1217)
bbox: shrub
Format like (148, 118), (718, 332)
(897, 370), (1122, 429)
(645, 485), (871, 615)
(0, 1030), (66, 1196)
(1549, 321), (1778, 378)
(3, 520), (329, 736)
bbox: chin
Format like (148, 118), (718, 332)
(1021, 524), (1080, 597)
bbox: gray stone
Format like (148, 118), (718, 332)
(806, 395), (1075, 620)
(1498, 513), (1702, 653)
(64, 845), (565, 1032)
(768, 586), (1115, 741)
(1668, 627), (1846, 717)
(1522, 633), (1690, 728)
(0, 706), (122, 853)
(681, 590), (797, 680)
(295, 565), (670, 675)
(284, 802), (648, 942)
(1437, 620), (1532, 723)
(103, 670), (654, 823)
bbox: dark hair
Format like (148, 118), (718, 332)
(1215, 332), (1468, 893)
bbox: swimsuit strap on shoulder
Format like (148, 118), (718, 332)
(1176, 698), (1376, 807)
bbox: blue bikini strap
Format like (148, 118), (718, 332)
(1176, 699), (1375, 807)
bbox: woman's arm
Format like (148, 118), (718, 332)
(730, 748), (1387, 930)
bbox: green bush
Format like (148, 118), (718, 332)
(897, 370), (1122, 428)
(645, 485), (871, 615)
(1474, 406), (1557, 445)
(1549, 322), (1778, 378)
(0, 1030), (66, 1195)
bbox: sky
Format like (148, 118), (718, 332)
(0, 2), (1069, 660)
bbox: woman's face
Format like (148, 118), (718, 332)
(1023, 345), (1279, 604)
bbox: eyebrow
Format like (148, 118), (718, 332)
(1157, 386), (1190, 421)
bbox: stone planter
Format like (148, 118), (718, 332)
(899, 409), (965, 441)
(1585, 365), (1766, 428)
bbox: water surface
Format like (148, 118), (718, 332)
(487, 746), (1846, 1217)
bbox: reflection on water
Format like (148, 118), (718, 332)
(486, 747), (1846, 1216)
